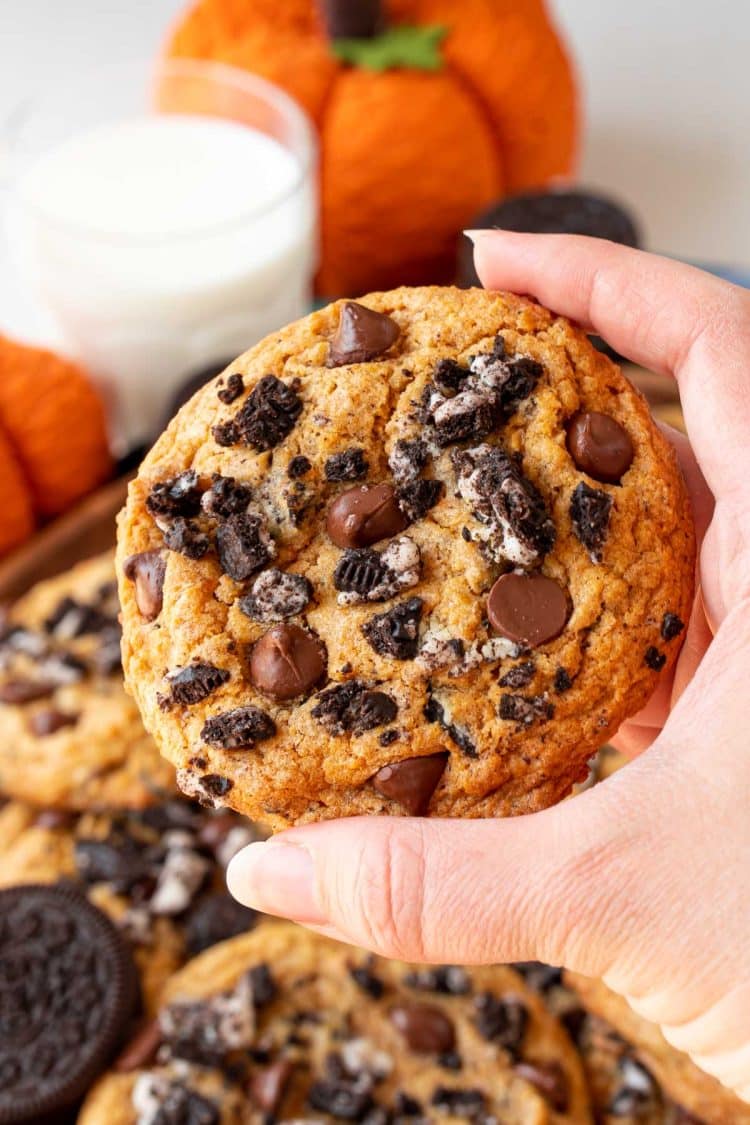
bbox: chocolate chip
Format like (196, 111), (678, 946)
(248, 962), (277, 1007)
(318, 0), (384, 39)
(327, 483), (409, 549)
(239, 568), (312, 623)
(325, 448), (369, 482)
(433, 358), (470, 395)
(308, 1075), (374, 1120)
(312, 680), (397, 735)
(397, 478), (443, 522)
(162, 517), (211, 559)
(250, 1060), (293, 1114)
(184, 892), (258, 956)
(645, 646), (666, 670)
(423, 694), (477, 757)
(487, 573), (568, 648)
(453, 445), (555, 567)
(362, 598), (423, 660)
(499, 693), (554, 726)
(328, 301), (400, 366)
(0, 884), (138, 1122)
(567, 411), (634, 483)
(388, 438), (430, 485)
(123, 550), (166, 621)
(371, 751), (448, 815)
(430, 1088), (485, 1115)
(146, 470), (203, 518)
(334, 538), (421, 604)
(661, 612), (685, 641)
(288, 455), (312, 479)
(115, 1019), (163, 1072)
(570, 481), (613, 562)
(474, 993), (528, 1055)
(390, 1004), (455, 1053)
(216, 512), (274, 580)
(349, 965), (385, 999)
(200, 474), (252, 518)
(162, 663), (230, 708)
(217, 372), (244, 404)
(249, 624), (327, 700)
(34, 808), (76, 830)
(553, 667), (572, 693)
(0, 679), (57, 704)
(514, 1060), (569, 1112)
(214, 374), (302, 451)
(200, 775), (233, 798)
(201, 706), (276, 749)
(29, 708), (78, 736)
(499, 661), (535, 688)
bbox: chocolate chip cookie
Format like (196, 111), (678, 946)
(0, 552), (175, 809)
(79, 922), (592, 1123)
(0, 797), (261, 1014)
(117, 287), (694, 827)
(564, 973), (750, 1124)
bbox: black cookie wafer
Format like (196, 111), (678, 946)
(0, 883), (140, 1123)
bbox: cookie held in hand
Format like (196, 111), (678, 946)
(117, 287), (694, 828)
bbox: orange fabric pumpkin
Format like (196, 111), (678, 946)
(166, 0), (579, 296)
(0, 337), (113, 557)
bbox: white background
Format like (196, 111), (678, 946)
(0, 0), (748, 338)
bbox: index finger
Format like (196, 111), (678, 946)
(469, 231), (750, 503)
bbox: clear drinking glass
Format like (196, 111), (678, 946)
(4, 59), (317, 452)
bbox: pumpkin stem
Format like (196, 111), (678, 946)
(317, 0), (384, 40)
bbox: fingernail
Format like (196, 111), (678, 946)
(462, 229), (489, 245)
(227, 840), (326, 924)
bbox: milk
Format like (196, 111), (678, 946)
(8, 114), (316, 450)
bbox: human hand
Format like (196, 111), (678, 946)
(228, 234), (750, 1101)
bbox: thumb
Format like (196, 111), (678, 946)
(226, 768), (664, 973)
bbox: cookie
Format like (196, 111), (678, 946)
(117, 287), (694, 828)
(79, 921), (592, 1123)
(0, 797), (262, 1014)
(565, 973), (750, 1124)
(0, 552), (175, 809)
(514, 964), (705, 1124)
(0, 882), (139, 1123)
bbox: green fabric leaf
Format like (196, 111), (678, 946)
(331, 24), (447, 73)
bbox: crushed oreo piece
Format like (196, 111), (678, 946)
(645, 646), (666, 671)
(388, 438), (430, 485)
(608, 1056), (660, 1116)
(146, 470), (203, 518)
(200, 775), (233, 799)
(430, 1088), (486, 1115)
(43, 597), (113, 640)
(74, 835), (152, 895)
(424, 694), (477, 758)
(429, 388), (497, 447)
(239, 568), (312, 623)
(162, 663), (230, 709)
(397, 479), (443, 522)
(453, 445), (555, 567)
(379, 729), (399, 746)
(217, 372), (244, 404)
(216, 512), (275, 581)
(334, 537), (421, 605)
(499, 661), (535, 689)
(200, 474), (252, 518)
(325, 448), (369, 482)
(514, 1060), (569, 1112)
(499, 694), (554, 726)
(247, 962), (276, 1008)
(308, 1074), (374, 1120)
(661, 613), (685, 641)
(403, 966), (471, 995)
(213, 375), (302, 451)
(184, 892), (258, 956)
(288, 455), (312, 479)
(570, 481), (612, 562)
(361, 598), (423, 660)
(160, 976), (255, 1066)
(132, 1076), (220, 1125)
(350, 964), (385, 999)
(474, 993), (528, 1055)
(311, 680), (398, 736)
(438, 1051), (462, 1071)
(161, 518), (211, 560)
(201, 706), (276, 749)
(433, 358), (470, 395)
(553, 667), (572, 693)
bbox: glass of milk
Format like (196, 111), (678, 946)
(4, 59), (317, 452)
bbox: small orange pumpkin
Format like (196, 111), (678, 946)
(0, 336), (113, 558)
(166, 0), (579, 297)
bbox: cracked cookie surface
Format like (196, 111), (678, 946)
(79, 922), (592, 1124)
(0, 553), (176, 809)
(117, 287), (694, 827)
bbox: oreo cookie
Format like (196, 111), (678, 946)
(0, 884), (139, 1123)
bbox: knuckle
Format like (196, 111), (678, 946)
(346, 822), (429, 960)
